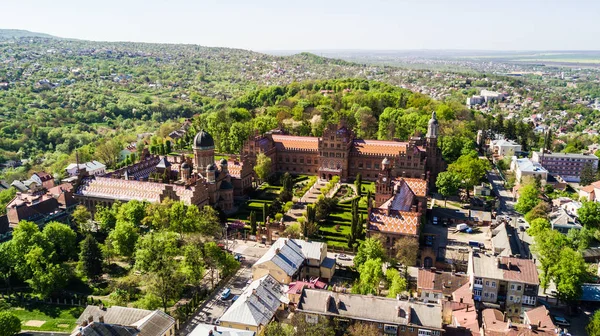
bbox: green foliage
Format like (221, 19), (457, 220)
(95, 203), (118, 232)
(352, 258), (383, 295)
(515, 183), (540, 214)
(436, 171), (461, 202)
(0, 188), (16, 215)
(447, 153), (491, 195)
(566, 227), (594, 251)
(577, 201), (600, 229)
(281, 172), (293, 193)
(108, 220), (140, 257)
(79, 235), (103, 280)
(588, 310), (600, 336)
(284, 223), (301, 239)
(42, 222), (77, 262)
(386, 268), (407, 298)
(527, 218), (550, 237)
(254, 153), (272, 183)
(532, 229), (568, 292)
(354, 237), (386, 269)
(524, 202), (549, 223)
(552, 247), (588, 302)
(262, 322), (294, 336)
(354, 173), (362, 196)
(249, 210), (257, 235)
(580, 162), (597, 186)
(0, 311), (21, 336)
(136, 293), (163, 310)
(348, 198), (364, 248)
(71, 205), (92, 233)
(315, 197), (337, 222)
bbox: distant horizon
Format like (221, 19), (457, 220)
(3, 0), (600, 51)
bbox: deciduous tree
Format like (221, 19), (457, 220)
(515, 183), (540, 214)
(79, 235), (103, 280)
(394, 236), (419, 281)
(532, 229), (567, 292)
(352, 258), (383, 295)
(42, 222), (77, 262)
(436, 171), (461, 206)
(254, 153), (272, 184)
(578, 201), (600, 229)
(587, 310), (600, 336)
(354, 237), (386, 269)
(386, 268), (407, 298)
(108, 220), (140, 257)
(552, 247), (588, 303)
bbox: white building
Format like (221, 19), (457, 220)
(480, 90), (505, 103)
(65, 161), (106, 177)
(510, 157), (548, 185)
(489, 139), (522, 158)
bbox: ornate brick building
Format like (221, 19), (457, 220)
(242, 112), (444, 185)
(74, 130), (253, 213)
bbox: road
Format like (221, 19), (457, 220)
(178, 240), (268, 335)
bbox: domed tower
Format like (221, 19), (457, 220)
(375, 157), (393, 207)
(180, 161), (192, 182)
(426, 111), (441, 186)
(206, 163), (216, 183)
(426, 111), (439, 144)
(219, 158), (228, 175)
(193, 130), (215, 173)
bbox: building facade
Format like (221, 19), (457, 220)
(532, 150), (599, 182)
(75, 130), (253, 213)
(242, 113), (444, 185)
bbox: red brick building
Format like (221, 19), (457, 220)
(243, 112), (444, 184)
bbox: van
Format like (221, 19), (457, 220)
(468, 241), (483, 248)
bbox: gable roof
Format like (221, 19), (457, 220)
(190, 324), (255, 336)
(74, 306), (175, 336)
(219, 274), (288, 327)
(271, 135), (318, 151)
(417, 270), (470, 296)
(253, 238), (316, 276)
(351, 139), (409, 156)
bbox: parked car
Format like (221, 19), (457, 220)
(337, 254), (351, 260)
(220, 288), (231, 300)
(551, 315), (570, 327)
(231, 295), (240, 303)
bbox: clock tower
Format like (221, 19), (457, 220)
(375, 157), (393, 207)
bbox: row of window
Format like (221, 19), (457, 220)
(323, 152), (344, 158)
(278, 156), (318, 165)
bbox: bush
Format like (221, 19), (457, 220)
(0, 311), (21, 336)
(136, 293), (162, 310)
(275, 213), (284, 221)
(295, 176), (317, 197)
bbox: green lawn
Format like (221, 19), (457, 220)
(6, 302), (84, 332)
(359, 182), (375, 195)
(317, 203), (368, 248)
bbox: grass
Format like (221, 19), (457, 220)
(6, 301), (84, 332)
(360, 182), (375, 195)
(317, 203), (368, 248)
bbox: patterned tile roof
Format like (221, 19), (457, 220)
(351, 139), (408, 156)
(76, 177), (195, 205)
(271, 135), (319, 151)
(368, 209), (420, 236)
(402, 178), (428, 197)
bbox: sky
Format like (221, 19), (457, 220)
(3, 0), (600, 51)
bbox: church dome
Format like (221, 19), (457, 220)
(193, 129), (215, 149)
(428, 111), (439, 125)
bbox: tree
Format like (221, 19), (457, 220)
(290, 313), (335, 336)
(587, 310), (600, 336)
(108, 220), (140, 257)
(262, 202), (268, 224)
(254, 153), (272, 184)
(524, 202), (549, 223)
(352, 258), (383, 295)
(0, 188), (16, 215)
(24, 246), (70, 297)
(348, 198), (363, 248)
(578, 201), (600, 229)
(79, 235), (103, 280)
(284, 223), (301, 238)
(527, 218), (550, 238)
(72, 205), (92, 233)
(246, 211), (257, 236)
(281, 172), (293, 193)
(394, 237), (419, 281)
(386, 268), (407, 298)
(514, 183), (540, 214)
(436, 171), (461, 206)
(42, 222), (77, 262)
(0, 243), (15, 293)
(95, 139), (123, 168)
(346, 322), (380, 336)
(532, 229), (567, 292)
(447, 153), (490, 197)
(354, 173), (362, 196)
(197, 206), (222, 238)
(181, 244), (205, 288)
(0, 311), (21, 336)
(354, 237), (386, 269)
(135, 231), (182, 311)
(116, 200), (147, 225)
(203, 242), (223, 289)
(262, 322), (294, 336)
(566, 227), (593, 251)
(552, 247), (588, 303)
(580, 162), (596, 186)
(315, 197), (336, 221)
(95, 204), (117, 232)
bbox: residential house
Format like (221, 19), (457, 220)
(510, 157), (548, 185)
(468, 253), (539, 321)
(6, 183), (77, 226)
(579, 181), (600, 202)
(481, 308), (557, 336)
(548, 208), (581, 234)
(473, 184), (492, 197)
(417, 269), (470, 303)
(11, 171), (55, 193)
(72, 305), (176, 336)
(251, 238), (335, 284)
(489, 140), (521, 158)
(218, 274), (288, 333)
(491, 223), (521, 257)
(65, 161), (106, 177)
(531, 150), (599, 183)
(286, 278), (327, 305)
(522, 306), (557, 332)
(296, 288), (445, 336)
(189, 324), (254, 336)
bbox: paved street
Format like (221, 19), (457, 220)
(179, 240), (268, 335)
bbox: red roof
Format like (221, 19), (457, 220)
(287, 279), (327, 294)
(368, 209), (420, 235)
(351, 139), (408, 156)
(500, 257), (539, 285)
(272, 135), (319, 151)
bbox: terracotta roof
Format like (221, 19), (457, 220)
(368, 209), (420, 235)
(482, 308), (556, 336)
(351, 139), (408, 156)
(417, 270), (469, 296)
(581, 185), (595, 193)
(48, 183), (73, 195)
(452, 282), (474, 306)
(500, 257), (539, 285)
(224, 160), (244, 179)
(451, 306), (480, 336)
(271, 134), (318, 151)
(287, 279), (327, 295)
(524, 306), (556, 331)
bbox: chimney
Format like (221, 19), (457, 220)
(98, 316), (104, 323)
(87, 315), (94, 323)
(275, 248), (280, 254)
(81, 320), (88, 327)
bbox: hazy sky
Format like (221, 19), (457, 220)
(4, 0), (599, 51)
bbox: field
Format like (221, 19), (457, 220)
(5, 302), (84, 332)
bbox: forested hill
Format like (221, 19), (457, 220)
(0, 29), (58, 40)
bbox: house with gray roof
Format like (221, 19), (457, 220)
(218, 274), (288, 333)
(296, 289), (444, 335)
(190, 324), (254, 336)
(252, 238), (335, 284)
(72, 306), (175, 336)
